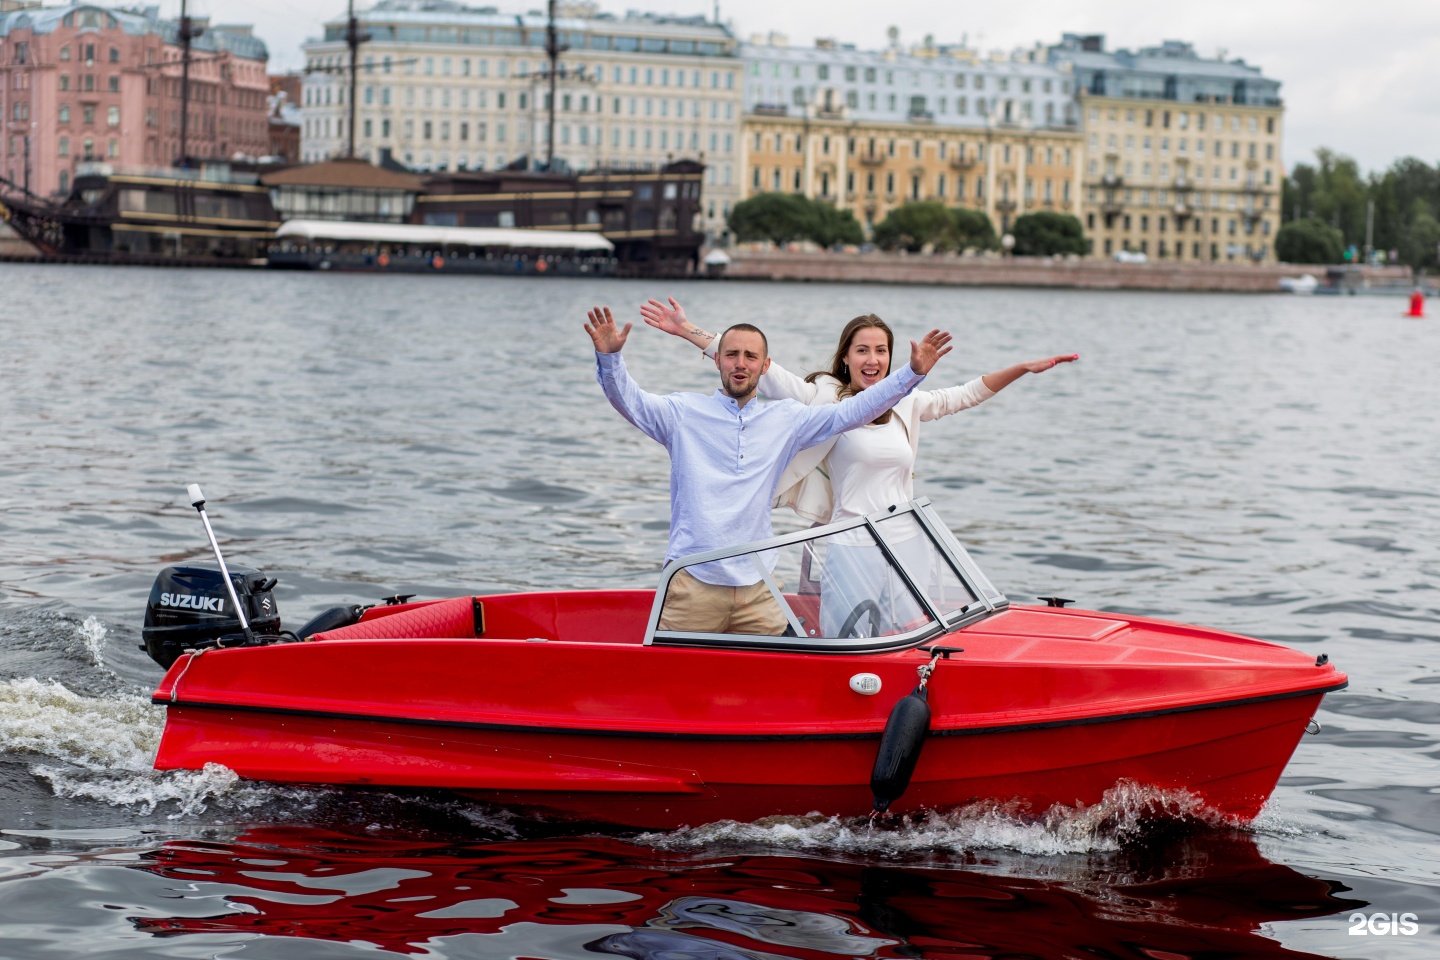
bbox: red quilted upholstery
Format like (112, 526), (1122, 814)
(312, 597), (479, 642)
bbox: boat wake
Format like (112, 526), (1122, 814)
(0, 674), (273, 818)
(641, 783), (1229, 858)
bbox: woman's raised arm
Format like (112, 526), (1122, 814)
(638, 297), (821, 403)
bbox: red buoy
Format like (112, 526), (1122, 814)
(1407, 290), (1425, 317)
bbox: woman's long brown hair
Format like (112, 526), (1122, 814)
(804, 314), (896, 425)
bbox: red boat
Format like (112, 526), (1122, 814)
(146, 499), (1346, 829)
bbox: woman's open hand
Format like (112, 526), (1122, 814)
(909, 329), (953, 376)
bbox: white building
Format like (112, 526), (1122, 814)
(300, 0), (743, 240)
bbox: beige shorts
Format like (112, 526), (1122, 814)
(658, 567), (788, 636)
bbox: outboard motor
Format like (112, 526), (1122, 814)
(141, 563), (281, 668)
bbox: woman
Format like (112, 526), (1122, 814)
(640, 297), (1077, 638)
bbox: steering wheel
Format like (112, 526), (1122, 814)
(838, 599), (883, 639)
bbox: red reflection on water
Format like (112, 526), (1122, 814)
(130, 828), (1361, 959)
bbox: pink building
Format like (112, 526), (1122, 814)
(0, 3), (269, 198)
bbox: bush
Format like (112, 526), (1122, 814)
(953, 208), (999, 251)
(728, 193), (865, 248)
(728, 193), (815, 245)
(810, 202), (866, 247)
(1011, 211), (1089, 256)
(1275, 217), (1345, 264)
(873, 202), (957, 252)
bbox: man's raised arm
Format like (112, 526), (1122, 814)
(587, 305), (676, 444)
(794, 329), (953, 449)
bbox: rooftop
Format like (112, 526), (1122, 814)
(0, 2), (268, 60)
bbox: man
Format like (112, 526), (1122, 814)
(585, 305), (951, 635)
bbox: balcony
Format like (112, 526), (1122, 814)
(994, 199), (1017, 214)
(1101, 173), (1123, 188)
(1101, 197), (1123, 215)
(1173, 176), (1190, 190)
(1173, 201), (1193, 219)
(751, 103), (788, 117)
(949, 155), (976, 170)
(858, 152), (885, 167)
(906, 111), (935, 124)
(1242, 181), (1263, 193)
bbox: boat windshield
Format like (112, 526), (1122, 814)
(645, 499), (1007, 652)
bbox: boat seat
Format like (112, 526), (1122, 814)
(311, 597), (483, 642)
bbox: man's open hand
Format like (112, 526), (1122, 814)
(585, 306), (632, 354)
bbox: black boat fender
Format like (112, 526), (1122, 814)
(870, 645), (963, 812)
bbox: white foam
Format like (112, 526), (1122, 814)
(76, 616), (110, 674)
(0, 677), (159, 771)
(0, 677), (295, 819)
(640, 781), (1223, 857)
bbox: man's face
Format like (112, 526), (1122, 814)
(715, 330), (771, 402)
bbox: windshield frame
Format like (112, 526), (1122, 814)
(643, 498), (1009, 652)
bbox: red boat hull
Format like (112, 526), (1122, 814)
(151, 597), (1345, 829)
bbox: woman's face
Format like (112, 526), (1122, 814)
(845, 327), (891, 391)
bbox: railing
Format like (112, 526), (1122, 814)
(858, 152), (885, 166)
(1101, 173), (1123, 188)
(73, 162), (261, 185)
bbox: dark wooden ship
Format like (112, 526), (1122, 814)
(0, 158), (705, 276)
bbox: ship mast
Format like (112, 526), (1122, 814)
(177, 0), (202, 163)
(344, 0), (368, 158)
(544, 0), (564, 171)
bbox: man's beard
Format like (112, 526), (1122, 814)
(721, 374), (756, 400)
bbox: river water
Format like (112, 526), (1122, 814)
(1, 264), (1437, 958)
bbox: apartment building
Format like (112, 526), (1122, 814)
(1051, 34), (1284, 262)
(300, 0), (742, 240)
(739, 35), (1084, 236)
(0, 2), (270, 197)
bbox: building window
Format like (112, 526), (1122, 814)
(107, 107), (119, 127)
(58, 136), (69, 156)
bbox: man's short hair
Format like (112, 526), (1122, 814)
(718, 323), (769, 356)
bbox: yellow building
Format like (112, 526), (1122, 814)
(1079, 97), (1283, 261)
(739, 38), (1083, 240)
(1052, 35), (1284, 262)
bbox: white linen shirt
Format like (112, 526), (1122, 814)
(595, 350), (924, 586)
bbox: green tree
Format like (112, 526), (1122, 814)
(728, 193), (815, 245)
(952, 207), (999, 251)
(1398, 198), (1440, 272)
(727, 193), (865, 248)
(1011, 211), (1089, 256)
(810, 202), (865, 247)
(1275, 217), (1344, 264)
(872, 201), (956, 252)
(1311, 149), (1368, 245)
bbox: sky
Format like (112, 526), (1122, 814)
(175, 0), (1440, 175)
